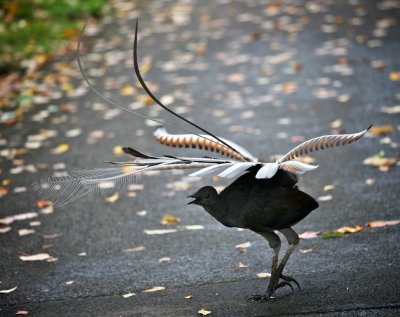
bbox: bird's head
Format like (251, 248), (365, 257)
(187, 186), (219, 207)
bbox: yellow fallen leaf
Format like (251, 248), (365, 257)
(184, 295), (193, 299)
(389, 72), (400, 81)
(51, 143), (69, 154)
(257, 272), (271, 279)
(113, 146), (124, 155)
(336, 225), (362, 234)
(198, 308), (212, 316)
(369, 125), (395, 136)
(366, 220), (400, 227)
(143, 286), (165, 293)
(330, 119), (342, 129)
(160, 214), (180, 225)
(105, 192), (119, 203)
(121, 84), (135, 96)
(363, 156), (396, 168)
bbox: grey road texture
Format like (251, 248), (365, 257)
(0, 0), (399, 316)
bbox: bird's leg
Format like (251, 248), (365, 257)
(249, 230), (281, 301)
(275, 228), (300, 290)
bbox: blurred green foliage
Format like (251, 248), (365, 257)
(0, 0), (108, 74)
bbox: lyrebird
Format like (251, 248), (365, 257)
(34, 21), (370, 300)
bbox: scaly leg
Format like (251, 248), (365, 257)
(249, 229), (281, 301)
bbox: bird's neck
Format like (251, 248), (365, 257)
(203, 199), (236, 228)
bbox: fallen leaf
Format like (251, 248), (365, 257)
(0, 186), (8, 197)
(143, 286), (165, 292)
(159, 257), (171, 263)
(136, 210), (147, 217)
(365, 178), (376, 185)
(299, 249), (313, 254)
(19, 253), (51, 261)
(299, 231), (320, 239)
(51, 144), (69, 154)
(184, 295), (193, 299)
(198, 308), (212, 316)
(18, 229), (35, 236)
(318, 195), (333, 202)
(0, 286), (17, 294)
(366, 220), (400, 228)
(0, 227), (12, 233)
(336, 225), (362, 234)
(65, 281), (74, 285)
(236, 242), (251, 253)
(105, 192), (119, 203)
(257, 272), (271, 279)
(123, 246), (146, 252)
(113, 146), (124, 155)
(37, 199), (53, 208)
(144, 229), (177, 235)
(121, 85), (135, 96)
(16, 311), (29, 315)
(381, 105), (400, 114)
(369, 125), (395, 136)
(330, 119), (342, 129)
(363, 156), (396, 169)
(238, 262), (248, 268)
(0, 212), (38, 225)
(160, 214), (180, 225)
(323, 184), (335, 191)
(322, 231), (342, 239)
(184, 225), (204, 230)
(122, 292), (136, 298)
(389, 72), (400, 81)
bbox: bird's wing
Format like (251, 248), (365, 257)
(153, 127), (257, 162)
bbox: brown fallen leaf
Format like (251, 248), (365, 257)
(336, 226), (363, 234)
(236, 242), (251, 253)
(299, 231), (320, 239)
(366, 220), (400, 228)
(369, 125), (395, 136)
(36, 199), (53, 208)
(0, 186), (8, 197)
(198, 308), (212, 316)
(160, 214), (180, 225)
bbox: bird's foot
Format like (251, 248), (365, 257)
(280, 274), (301, 290)
(248, 292), (275, 302)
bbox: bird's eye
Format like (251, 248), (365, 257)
(204, 194), (211, 199)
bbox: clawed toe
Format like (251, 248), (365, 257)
(276, 281), (294, 292)
(248, 293), (274, 302)
(280, 274), (301, 290)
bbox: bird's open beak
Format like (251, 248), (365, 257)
(187, 194), (197, 205)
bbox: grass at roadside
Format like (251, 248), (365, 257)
(0, 0), (109, 74)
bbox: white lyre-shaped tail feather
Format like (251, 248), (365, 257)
(153, 127), (257, 162)
(276, 126), (371, 164)
(255, 163), (279, 179)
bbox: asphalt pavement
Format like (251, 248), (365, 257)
(0, 0), (399, 316)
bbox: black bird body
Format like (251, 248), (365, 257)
(205, 169), (319, 231)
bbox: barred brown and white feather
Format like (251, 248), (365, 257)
(276, 126), (371, 164)
(153, 127), (257, 162)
